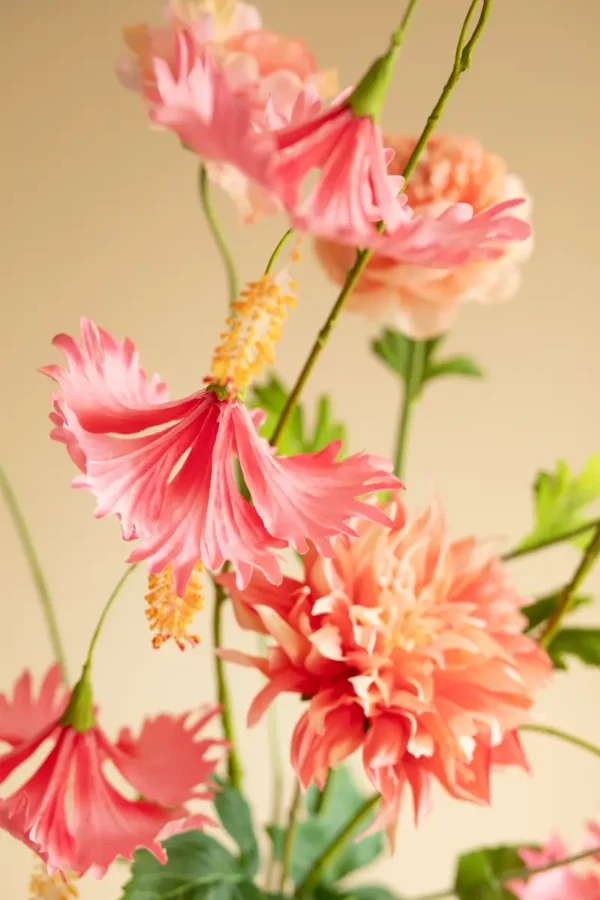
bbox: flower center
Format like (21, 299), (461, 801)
(145, 562), (205, 650)
(209, 273), (297, 394)
(29, 862), (79, 900)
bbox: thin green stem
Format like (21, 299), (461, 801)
(265, 229), (295, 275)
(270, 0), (493, 447)
(391, 0), (422, 46)
(278, 780), (302, 892)
(314, 771), (335, 815)
(198, 164), (239, 305)
(393, 340), (425, 478)
(502, 518), (600, 561)
(294, 794), (380, 899)
(410, 846), (600, 900)
(212, 578), (243, 789)
(262, 634), (285, 892)
(0, 464), (68, 682)
(539, 522), (600, 646)
(85, 564), (138, 668)
(521, 723), (600, 759)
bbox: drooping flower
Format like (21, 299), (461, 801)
(220, 494), (551, 832)
(0, 665), (223, 878)
(508, 826), (600, 899)
(42, 313), (400, 597)
(315, 134), (532, 338)
(29, 861), (79, 899)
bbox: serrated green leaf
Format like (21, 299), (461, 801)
(425, 355), (485, 380)
(249, 374), (347, 457)
(213, 778), (260, 876)
(521, 593), (593, 632)
(517, 453), (600, 554)
(121, 832), (245, 900)
(547, 627), (600, 669)
(266, 767), (383, 887)
(455, 846), (526, 900)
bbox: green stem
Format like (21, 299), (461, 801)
(278, 780), (302, 892)
(521, 723), (600, 759)
(265, 229), (295, 276)
(262, 634), (285, 892)
(411, 846), (600, 900)
(393, 340), (425, 478)
(198, 164), (239, 305)
(391, 0), (422, 45)
(270, 0), (493, 447)
(0, 464), (68, 682)
(85, 564), (138, 668)
(538, 522), (600, 646)
(212, 578), (243, 789)
(294, 794), (380, 899)
(314, 771), (335, 815)
(502, 518), (600, 561)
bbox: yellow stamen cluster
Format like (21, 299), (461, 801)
(145, 563), (205, 650)
(210, 274), (297, 394)
(29, 863), (79, 900)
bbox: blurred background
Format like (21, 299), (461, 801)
(1, 0), (599, 896)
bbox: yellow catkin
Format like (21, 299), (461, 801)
(145, 562), (205, 650)
(209, 273), (297, 394)
(29, 862), (79, 900)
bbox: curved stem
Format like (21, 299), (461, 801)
(85, 564), (138, 668)
(212, 578), (243, 789)
(265, 229), (295, 276)
(270, 0), (494, 447)
(0, 464), (68, 682)
(538, 522), (600, 646)
(198, 164), (239, 305)
(502, 518), (600, 561)
(392, 0), (422, 45)
(521, 723), (600, 759)
(393, 340), (425, 478)
(294, 794), (380, 899)
(278, 780), (302, 892)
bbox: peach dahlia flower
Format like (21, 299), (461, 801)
(220, 494), (551, 831)
(315, 133), (533, 339)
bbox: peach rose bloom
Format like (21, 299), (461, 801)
(315, 133), (533, 339)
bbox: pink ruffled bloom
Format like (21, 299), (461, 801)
(509, 827), (600, 899)
(315, 134), (533, 338)
(273, 106), (531, 273)
(219, 495), (551, 831)
(42, 319), (400, 595)
(0, 664), (223, 878)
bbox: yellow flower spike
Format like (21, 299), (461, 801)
(29, 862), (79, 900)
(145, 562), (205, 651)
(209, 272), (297, 395)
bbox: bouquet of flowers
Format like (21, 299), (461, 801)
(2, 0), (600, 897)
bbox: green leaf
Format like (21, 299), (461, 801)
(455, 846), (527, 900)
(266, 767), (383, 887)
(547, 627), (600, 669)
(249, 374), (347, 457)
(425, 355), (485, 380)
(340, 888), (400, 900)
(213, 779), (260, 876)
(517, 453), (600, 554)
(121, 831), (247, 900)
(521, 593), (593, 632)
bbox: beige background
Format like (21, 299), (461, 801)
(1, 0), (599, 896)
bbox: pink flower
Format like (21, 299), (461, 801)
(315, 134), (533, 338)
(272, 106), (530, 271)
(42, 319), (400, 595)
(509, 831), (600, 899)
(0, 665), (223, 878)
(220, 495), (551, 832)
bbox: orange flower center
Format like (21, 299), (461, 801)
(145, 563), (205, 650)
(29, 862), (79, 900)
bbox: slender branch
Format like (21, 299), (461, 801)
(278, 780), (302, 892)
(391, 0), (422, 45)
(270, 0), (494, 447)
(265, 229), (295, 276)
(86, 564), (138, 668)
(393, 340), (425, 478)
(502, 518), (600, 561)
(294, 794), (380, 899)
(0, 464), (68, 682)
(538, 522), (600, 646)
(212, 578), (243, 789)
(521, 723), (600, 760)
(411, 846), (600, 900)
(262, 634), (285, 892)
(314, 771), (335, 816)
(198, 164), (239, 305)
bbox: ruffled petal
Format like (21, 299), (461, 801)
(0, 665), (67, 748)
